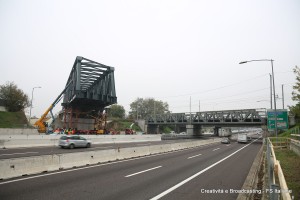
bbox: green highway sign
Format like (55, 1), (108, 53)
(267, 109), (288, 130)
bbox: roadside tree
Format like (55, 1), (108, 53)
(0, 82), (29, 112)
(290, 66), (300, 118)
(129, 97), (169, 119)
(108, 104), (125, 119)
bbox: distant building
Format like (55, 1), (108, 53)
(0, 99), (6, 112)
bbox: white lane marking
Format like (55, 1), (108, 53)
(136, 143), (152, 146)
(212, 148), (220, 151)
(226, 144), (231, 146)
(92, 146), (114, 149)
(187, 154), (202, 159)
(150, 138), (261, 200)
(0, 140), (223, 185)
(0, 152), (39, 156)
(125, 166), (162, 178)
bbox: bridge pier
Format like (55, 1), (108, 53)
(186, 125), (202, 136)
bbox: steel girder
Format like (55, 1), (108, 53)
(146, 109), (266, 126)
(62, 56), (117, 111)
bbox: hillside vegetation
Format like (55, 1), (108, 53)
(0, 111), (28, 128)
(107, 118), (142, 131)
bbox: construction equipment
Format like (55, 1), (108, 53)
(125, 123), (135, 135)
(34, 82), (71, 133)
(87, 111), (107, 134)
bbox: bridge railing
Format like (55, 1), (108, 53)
(266, 138), (292, 200)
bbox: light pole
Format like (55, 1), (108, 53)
(29, 86), (41, 125)
(239, 59), (278, 139)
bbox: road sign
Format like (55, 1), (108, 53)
(267, 109), (288, 130)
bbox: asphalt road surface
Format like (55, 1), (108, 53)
(0, 137), (262, 200)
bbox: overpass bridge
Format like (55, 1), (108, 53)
(145, 109), (267, 135)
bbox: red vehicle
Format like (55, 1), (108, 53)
(125, 128), (134, 135)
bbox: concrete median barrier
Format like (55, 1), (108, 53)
(0, 128), (39, 135)
(149, 144), (173, 154)
(0, 155), (60, 179)
(0, 138), (221, 179)
(0, 135), (161, 148)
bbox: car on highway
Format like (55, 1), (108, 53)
(59, 135), (91, 149)
(221, 137), (230, 144)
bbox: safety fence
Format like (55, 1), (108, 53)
(266, 138), (291, 200)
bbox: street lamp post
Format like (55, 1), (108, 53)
(239, 59), (278, 139)
(29, 86), (41, 125)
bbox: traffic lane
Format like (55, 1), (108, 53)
(0, 138), (213, 159)
(0, 141), (225, 199)
(0, 139), (260, 200)
(157, 139), (263, 200)
(0, 140), (235, 200)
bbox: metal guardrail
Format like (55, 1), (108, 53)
(289, 126), (300, 134)
(266, 138), (292, 200)
(161, 134), (204, 140)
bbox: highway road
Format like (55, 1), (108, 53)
(0, 137), (262, 200)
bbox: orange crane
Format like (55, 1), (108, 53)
(34, 82), (71, 133)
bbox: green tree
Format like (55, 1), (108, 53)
(108, 104), (125, 119)
(0, 82), (29, 112)
(129, 97), (169, 119)
(289, 66), (300, 118)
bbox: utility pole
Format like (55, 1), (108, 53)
(282, 84), (284, 109)
(270, 74), (273, 109)
(190, 96), (192, 124)
(199, 100), (201, 113)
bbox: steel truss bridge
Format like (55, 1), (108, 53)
(146, 109), (267, 127)
(59, 56), (117, 128)
(62, 56), (117, 111)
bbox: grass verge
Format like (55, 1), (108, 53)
(274, 148), (300, 199)
(0, 111), (27, 128)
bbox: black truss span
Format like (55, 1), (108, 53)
(62, 56), (117, 111)
(146, 109), (266, 127)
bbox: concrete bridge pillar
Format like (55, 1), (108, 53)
(186, 125), (194, 135)
(186, 125), (202, 135)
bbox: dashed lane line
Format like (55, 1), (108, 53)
(187, 154), (202, 159)
(125, 166), (162, 177)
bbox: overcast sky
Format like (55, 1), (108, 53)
(1, 0), (300, 117)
